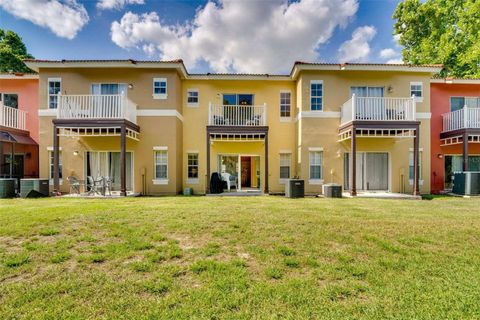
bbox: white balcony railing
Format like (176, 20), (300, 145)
(57, 93), (137, 124)
(442, 107), (480, 132)
(0, 102), (27, 130)
(209, 103), (267, 126)
(340, 95), (416, 125)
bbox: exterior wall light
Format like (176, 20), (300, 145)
(73, 151), (79, 156)
(437, 154), (443, 159)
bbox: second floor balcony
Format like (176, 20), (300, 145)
(57, 93), (137, 124)
(208, 103), (267, 126)
(442, 107), (480, 132)
(0, 103), (27, 131)
(340, 95), (416, 126)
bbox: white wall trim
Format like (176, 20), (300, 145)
(298, 111), (341, 119)
(152, 179), (169, 185)
(39, 109), (58, 116)
(47, 146), (62, 151)
(416, 112), (431, 119)
(137, 109), (184, 121)
(308, 147), (324, 151)
(153, 146), (168, 151)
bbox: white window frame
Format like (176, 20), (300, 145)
(310, 80), (323, 111)
(47, 147), (63, 185)
(279, 153), (291, 183)
(187, 89), (199, 107)
(280, 90), (291, 121)
(153, 78), (167, 100)
(409, 148), (424, 186)
(0, 92), (19, 109)
(410, 81), (423, 102)
(153, 146), (168, 184)
(48, 77), (61, 109)
(186, 152), (199, 184)
(309, 147), (323, 184)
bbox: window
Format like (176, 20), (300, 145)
(0, 93), (18, 108)
(91, 83), (127, 95)
(409, 150), (423, 182)
(48, 150), (62, 184)
(222, 94), (254, 105)
(310, 81), (323, 111)
(450, 97), (480, 112)
(279, 153), (291, 180)
(154, 149), (168, 181)
(48, 78), (61, 109)
(309, 151), (323, 180)
(153, 78), (167, 99)
(187, 89), (199, 106)
(280, 91), (291, 118)
(350, 86), (384, 97)
(410, 82), (423, 101)
(187, 153), (199, 180)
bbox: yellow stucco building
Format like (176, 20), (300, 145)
(25, 59), (442, 196)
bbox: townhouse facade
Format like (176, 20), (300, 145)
(24, 59), (442, 196)
(430, 79), (480, 193)
(0, 73), (39, 180)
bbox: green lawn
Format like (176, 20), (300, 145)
(0, 196), (480, 319)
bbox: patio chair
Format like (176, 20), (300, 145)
(87, 176), (104, 196)
(221, 172), (238, 191)
(67, 176), (82, 194)
(103, 176), (113, 196)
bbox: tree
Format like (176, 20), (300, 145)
(393, 0), (480, 78)
(0, 29), (34, 73)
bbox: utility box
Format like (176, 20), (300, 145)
(285, 179), (304, 198)
(20, 179), (49, 198)
(0, 178), (17, 198)
(322, 183), (342, 198)
(183, 188), (193, 196)
(452, 172), (480, 195)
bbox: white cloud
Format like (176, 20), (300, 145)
(379, 48), (397, 59)
(97, 0), (144, 10)
(338, 25), (376, 62)
(386, 58), (403, 64)
(0, 0), (88, 40)
(110, 0), (359, 73)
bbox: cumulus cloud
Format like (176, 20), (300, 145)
(0, 0), (88, 40)
(379, 48), (397, 59)
(110, 0), (359, 73)
(338, 25), (376, 62)
(386, 58), (403, 64)
(97, 0), (144, 10)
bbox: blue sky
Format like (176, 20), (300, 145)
(0, 0), (403, 73)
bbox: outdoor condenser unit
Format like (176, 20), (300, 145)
(0, 178), (17, 198)
(20, 179), (50, 198)
(285, 179), (304, 198)
(452, 172), (480, 196)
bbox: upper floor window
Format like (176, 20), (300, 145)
(91, 83), (127, 95)
(48, 78), (61, 109)
(223, 94), (254, 105)
(280, 91), (291, 118)
(310, 80), (323, 111)
(187, 89), (199, 107)
(410, 82), (423, 102)
(0, 93), (18, 108)
(450, 97), (480, 112)
(153, 78), (167, 99)
(350, 86), (384, 97)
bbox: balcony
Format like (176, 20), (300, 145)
(57, 94), (137, 124)
(208, 103), (266, 126)
(442, 107), (480, 132)
(340, 95), (416, 125)
(0, 103), (27, 131)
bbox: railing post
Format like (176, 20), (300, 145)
(57, 92), (62, 118)
(121, 91), (126, 119)
(0, 101), (4, 127)
(351, 94), (356, 121)
(208, 102), (212, 125)
(263, 102), (267, 125)
(411, 95), (416, 121)
(464, 105), (468, 128)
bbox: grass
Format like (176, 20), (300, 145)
(0, 196), (480, 319)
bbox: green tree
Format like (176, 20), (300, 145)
(0, 29), (34, 73)
(393, 0), (480, 78)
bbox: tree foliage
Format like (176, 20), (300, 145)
(393, 0), (480, 78)
(0, 29), (34, 73)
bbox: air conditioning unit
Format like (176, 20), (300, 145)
(452, 172), (480, 195)
(322, 183), (343, 198)
(20, 179), (50, 198)
(0, 178), (17, 198)
(285, 179), (304, 198)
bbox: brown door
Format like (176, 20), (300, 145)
(241, 157), (251, 187)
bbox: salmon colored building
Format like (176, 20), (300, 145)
(0, 73), (39, 180)
(430, 79), (480, 193)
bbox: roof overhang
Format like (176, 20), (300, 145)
(0, 73), (38, 80)
(24, 59), (188, 79)
(431, 78), (480, 85)
(291, 63), (443, 80)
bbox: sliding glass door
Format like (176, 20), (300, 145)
(86, 151), (133, 191)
